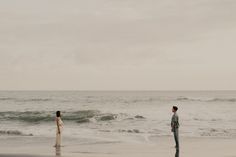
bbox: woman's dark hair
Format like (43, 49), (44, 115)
(56, 111), (61, 117)
(173, 106), (178, 111)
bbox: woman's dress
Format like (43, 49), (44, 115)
(55, 117), (63, 146)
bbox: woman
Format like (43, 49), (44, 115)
(54, 111), (63, 147)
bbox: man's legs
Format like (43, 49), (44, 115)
(174, 129), (179, 149)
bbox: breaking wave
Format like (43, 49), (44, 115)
(0, 110), (131, 123)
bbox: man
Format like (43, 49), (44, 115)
(171, 106), (179, 149)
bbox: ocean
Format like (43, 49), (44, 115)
(0, 91), (235, 144)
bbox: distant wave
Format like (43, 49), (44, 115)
(1, 96), (236, 103)
(176, 97), (202, 101)
(199, 128), (236, 137)
(119, 97), (236, 103)
(193, 118), (222, 122)
(0, 97), (15, 101)
(118, 129), (141, 133)
(0, 130), (33, 136)
(21, 98), (52, 102)
(0, 97), (52, 102)
(176, 97), (236, 102)
(208, 98), (236, 102)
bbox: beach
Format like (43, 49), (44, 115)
(0, 136), (235, 157)
(0, 91), (236, 157)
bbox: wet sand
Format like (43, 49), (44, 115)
(0, 136), (235, 157)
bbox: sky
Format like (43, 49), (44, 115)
(0, 0), (236, 90)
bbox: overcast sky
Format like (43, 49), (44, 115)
(0, 0), (236, 90)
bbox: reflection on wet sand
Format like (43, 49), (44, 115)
(175, 148), (179, 157)
(55, 147), (61, 156)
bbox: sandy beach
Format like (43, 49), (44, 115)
(0, 136), (235, 157)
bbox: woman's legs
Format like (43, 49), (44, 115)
(55, 132), (61, 147)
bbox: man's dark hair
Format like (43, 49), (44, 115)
(56, 111), (61, 117)
(173, 106), (178, 111)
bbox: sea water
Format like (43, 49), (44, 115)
(0, 91), (235, 144)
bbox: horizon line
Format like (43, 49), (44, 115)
(0, 90), (236, 92)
